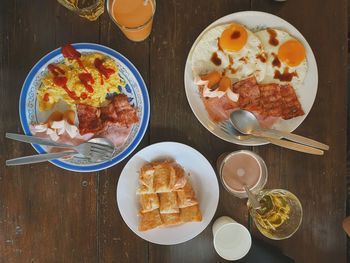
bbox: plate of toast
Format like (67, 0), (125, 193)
(116, 141), (219, 245)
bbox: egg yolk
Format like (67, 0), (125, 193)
(278, 39), (306, 67)
(219, 24), (248, 52)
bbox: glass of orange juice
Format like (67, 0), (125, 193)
(107, 0), (156, 42)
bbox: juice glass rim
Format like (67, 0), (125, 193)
(106, 0), (156, 31)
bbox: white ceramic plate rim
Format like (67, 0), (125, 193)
(116, 141), (220, 245)
(184, 11), (318, 146)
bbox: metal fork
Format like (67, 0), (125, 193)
(218, 121), (324, 155)
(218, 121), (253, 141)
(5, 133), (116, 165)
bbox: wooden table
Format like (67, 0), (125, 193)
(0, 0), (347, 262)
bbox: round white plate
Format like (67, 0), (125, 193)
(19, 43), (150, 172)
(184, 11), (318, 146)
(116, 142), (219, 245)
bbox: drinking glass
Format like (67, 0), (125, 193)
(57, 0), (104, 21)
(247, 189), (303, 240)
(106, 0), (156, 42)
(217, 150), (268, 198)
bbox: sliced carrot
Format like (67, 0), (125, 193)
(218, 76), (231, 92)
(63, 110), (75, 125)
(200, 71), (221, 89)
(47, 111), (63, 128)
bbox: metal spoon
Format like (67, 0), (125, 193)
(229, 110), (329, 151)
(244, 185), (261, 210)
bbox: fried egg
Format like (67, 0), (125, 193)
(191, 23), (266, 83)
(255, 28), (307, 87)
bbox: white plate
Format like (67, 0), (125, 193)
(184, 11), (318, 146)
(116, 142), (219, 245)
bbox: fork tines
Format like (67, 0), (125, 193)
(88, 142), (116, 159)
(218, 121), (234, 135)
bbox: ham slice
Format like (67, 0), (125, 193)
(199, 86), (238, 123)
(30, 127), (94, 153)
(99, 125), (132, 147)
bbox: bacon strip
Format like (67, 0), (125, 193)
(100, 94), (139, 127)
(280, 85), (305, 120)
(258, 83), (282, 117)
(76, 104), (103, 135)
(232, 76), (260, 110)
(200, 75), (304, 125)
(77, 94), (138, 135)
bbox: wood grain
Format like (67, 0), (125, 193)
(148, 1), (251, 262)
(0, 0), (347, 262)
(251, 0), (348, 263)
(0, 1), (99, 262)
(97, 11), (150, 263)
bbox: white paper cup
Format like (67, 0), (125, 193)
(212, 216), (252, 261)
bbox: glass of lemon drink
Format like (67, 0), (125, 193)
(247, 189), (303, 240)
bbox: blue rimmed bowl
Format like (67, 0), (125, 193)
(19, 43), (150, 172)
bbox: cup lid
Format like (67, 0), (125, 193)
(213, 223), (252, 260)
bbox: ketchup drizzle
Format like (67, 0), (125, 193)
(256, 53), (267, 63)
(210, 52), (221, 66)
(94, 58), (115, 79)
(272, 53), (281, 67)
(48, 62), (79, 101)
(61, 44), (87, 72)
(267, 28), (279, 46)
(43, 93), (50, 102)
(47, 64), (65, 76)
(99, 72), (104, 85)
(53, 76), (79, 100)
(80, 92), (88, 99)
(274, 68), (298, 82)
(45, 44), (119, 102)
(78, 73), (95, 93)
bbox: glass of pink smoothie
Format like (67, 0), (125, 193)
(217, 150), (267, 198)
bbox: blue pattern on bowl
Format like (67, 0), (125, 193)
(19, 43), (150, 172)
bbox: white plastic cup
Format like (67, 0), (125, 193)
(212, 216), (252, 261)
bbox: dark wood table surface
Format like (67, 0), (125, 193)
(0, 0), (348, 262)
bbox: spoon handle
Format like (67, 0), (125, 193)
(265, 137), (324, 155)
(253, 129), (329, 151)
